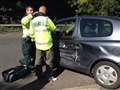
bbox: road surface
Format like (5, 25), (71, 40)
(0, 32), (119, 90)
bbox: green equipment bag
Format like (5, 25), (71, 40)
(2, 66), (31, 82)
(19, 58), (33, 66)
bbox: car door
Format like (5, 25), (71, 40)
(56, 18), (80, 63)
(77, 18), (113, 69)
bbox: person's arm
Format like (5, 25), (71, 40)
(21, 14), (32, 26)
(47, 18), (56, 32)
(29, 21), (35, 41)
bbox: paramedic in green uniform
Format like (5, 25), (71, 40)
(20, 6), (35, 66)
(30, 6), (57, 81)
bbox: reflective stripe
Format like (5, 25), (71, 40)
(22, 34), (29, 37)
(36, 29), (48, 32)
(30, 16), (55, 50)
(36, 40), (52, 45)
(22, 29), (30, 37)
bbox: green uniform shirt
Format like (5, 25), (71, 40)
(21, 14), (32, 38)
(30, 16), (56, 50)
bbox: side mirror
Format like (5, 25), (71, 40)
(54, 28), (63, 38)
(56, 28), (61, 32)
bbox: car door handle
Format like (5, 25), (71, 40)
(59, 42), (67, 48)
(73, 43), (82, 49)
(67, 43), (81, 49)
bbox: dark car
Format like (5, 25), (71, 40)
(56, 16), (120, 89)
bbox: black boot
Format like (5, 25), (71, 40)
(35, 65), (43, 79)
(46, 65), (57, 82)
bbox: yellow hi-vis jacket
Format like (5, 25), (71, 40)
(30, 16), (56, 50)
(21, 14), (32, 38)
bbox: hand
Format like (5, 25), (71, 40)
(26, 36), (31, 41)
(28, 14), (32, 18)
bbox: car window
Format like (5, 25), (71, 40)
(80, 19), (113, 37)
(56, 19), (76, 37)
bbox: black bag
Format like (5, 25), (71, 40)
(2, 66), (31, 82)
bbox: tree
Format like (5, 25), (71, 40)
(68, 0), (120, 16)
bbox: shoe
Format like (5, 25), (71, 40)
(49, 76), (58, 82)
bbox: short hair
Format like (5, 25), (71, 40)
(39, 5), (47, 13)
(25, 6), (33, 10)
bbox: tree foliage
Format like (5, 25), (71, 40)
(68, 0), (120, 16)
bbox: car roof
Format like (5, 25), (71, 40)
(56, 15), (120, 23)
(80, 15), (120, 21)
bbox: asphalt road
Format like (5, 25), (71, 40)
(0, 32), (119, 90)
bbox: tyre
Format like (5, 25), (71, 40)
(93, 61), (120, 89)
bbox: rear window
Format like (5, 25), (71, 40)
(80, 19), (113, 37)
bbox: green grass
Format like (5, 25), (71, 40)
(0, 27), (22, 32)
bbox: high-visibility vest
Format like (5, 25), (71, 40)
(30, 16), (56, 50)
(21, 14), (32, 38)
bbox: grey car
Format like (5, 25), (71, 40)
(56, 16), (120, 89)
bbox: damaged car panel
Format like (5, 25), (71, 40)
(56, 16), (120, 89)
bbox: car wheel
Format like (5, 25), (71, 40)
(93, 61), (120, 89)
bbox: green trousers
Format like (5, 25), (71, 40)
(35, 47), (54, 68)
(20, 37), (36, 66)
